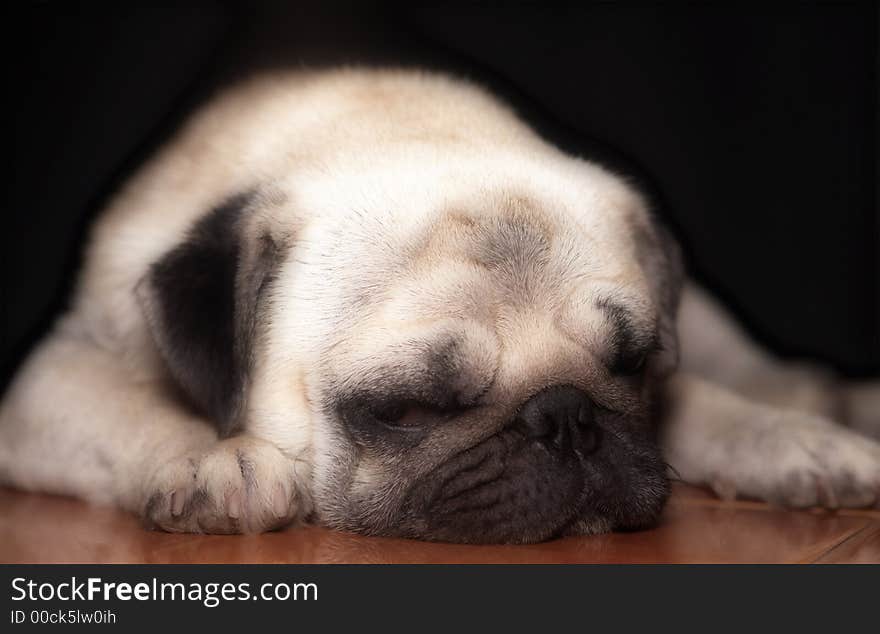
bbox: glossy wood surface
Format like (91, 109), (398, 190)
(1, 484), (877, 563)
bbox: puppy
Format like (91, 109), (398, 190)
(2, 69), (878, 543)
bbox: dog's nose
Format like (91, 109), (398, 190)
(514, 385), (598, 453)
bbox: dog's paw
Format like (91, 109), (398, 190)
(707, 410), (880, 509)
(143, 436), (302, 534)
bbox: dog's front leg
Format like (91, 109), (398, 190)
(0, 332), (307, 533)
(660, 373), (880, 508)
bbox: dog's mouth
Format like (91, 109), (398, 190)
(398, 424), (670, 544)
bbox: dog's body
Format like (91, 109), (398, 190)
(2, 69), (879, 542)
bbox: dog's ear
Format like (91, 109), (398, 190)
(136, 191), (283, 437)
(638, 218), (685, 377)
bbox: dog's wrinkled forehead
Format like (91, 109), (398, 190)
(333, 184), (644, 306)
(402, 198), (568, 317)
(304, 184), (659, 398)
(254, 153), (680, 423)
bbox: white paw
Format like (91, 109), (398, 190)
(143, 436), (302, 533)
(707, 410), (880, 509)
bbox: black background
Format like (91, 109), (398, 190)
(4, 1), (879, 390)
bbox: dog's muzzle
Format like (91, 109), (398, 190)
(401, 384), (669, 544)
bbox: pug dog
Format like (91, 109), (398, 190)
(2, 69), (879, 543)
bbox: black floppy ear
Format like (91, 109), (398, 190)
(136, 191), (282, 437)
(639, 218), (685, 377)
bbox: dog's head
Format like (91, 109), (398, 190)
(138, 116), (683, 543)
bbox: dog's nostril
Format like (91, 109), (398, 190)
(535, 413), (556, 438)
(577, 404), (593, 428)
(515, 385), (598, 453)
(579, 424), (599, 454)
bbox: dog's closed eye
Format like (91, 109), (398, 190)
(608, 338), (663, 377)
(610, 349), (648, 376)
(370, 400), (461, 429)
(595, 298), (659, 377)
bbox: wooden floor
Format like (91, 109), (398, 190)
(1, 484), (878, 563)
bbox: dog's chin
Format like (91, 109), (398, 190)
(393, 427), (670, 545)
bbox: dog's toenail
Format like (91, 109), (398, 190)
(227, 490), (242, 519)
(170, 490), (185, 517)
(272, 485), (287, 518)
